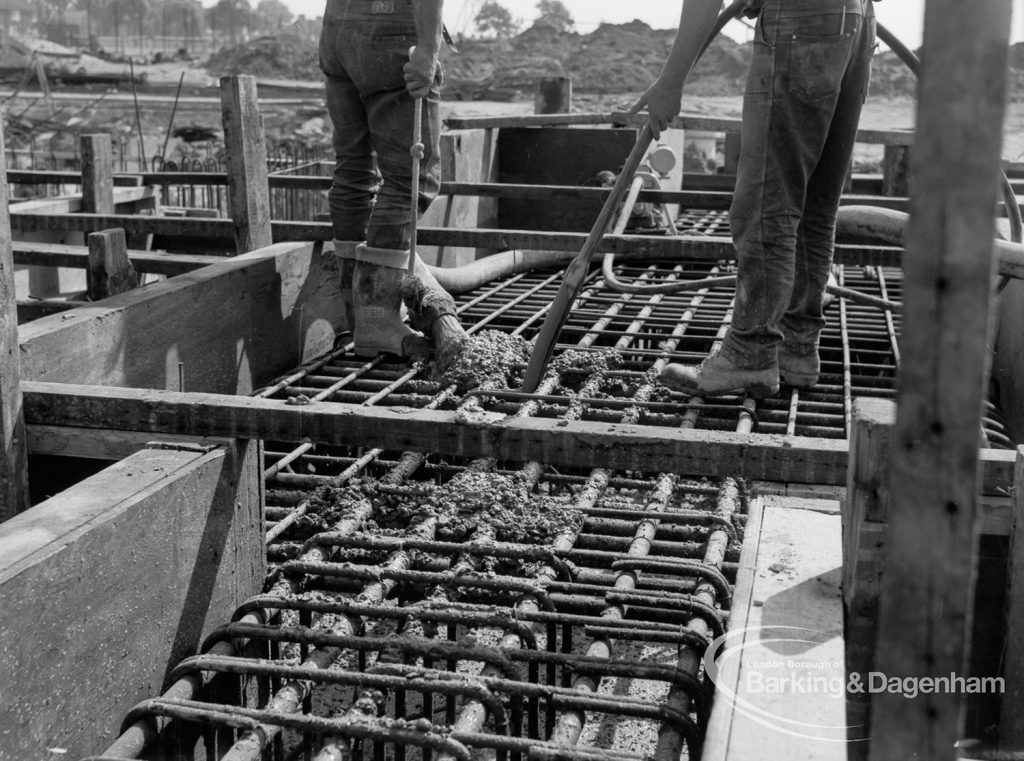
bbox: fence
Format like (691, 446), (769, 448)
(6, 137), (333, 223)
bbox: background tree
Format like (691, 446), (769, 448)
(474, 1), (520, 38)
(39, 0), (74, 44)
(209, 0), (253, 45)
(160, 0), (204, 41)
(254, 0), (294, 35)
(535, 0), (573, 33)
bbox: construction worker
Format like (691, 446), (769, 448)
(633, 0), (876, 396)
(320, 0), (461, 357)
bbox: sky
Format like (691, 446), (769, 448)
(229, 0), (1024, 49)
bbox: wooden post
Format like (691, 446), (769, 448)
(1000, 446), (1024, 745)
(87, 228), (138, 300)
(842, 398), (894, 758)
(868, 1), (1012, 759)
(534, 76), (572, 115)
(220, 75), (272, 254)
(723, 132), (741, 176)
(0, 126), (30, 520)
(882, 145), (911, 197)
(80, 133), (114, 215)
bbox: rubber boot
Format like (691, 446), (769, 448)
(401, 258), (471, 371)
(353, 245), (423, 357)
(333, 239), (361, 340)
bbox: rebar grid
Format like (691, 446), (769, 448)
(100, 242), (1014, 761)
(256, 261), (1012, 446)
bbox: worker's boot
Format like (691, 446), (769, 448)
(402, 259), (471, 372)
(660, 353), (779, 398)
(779, 347), (819, 389)
(332, 240), (361, 338)
(352, 245), (424, 357)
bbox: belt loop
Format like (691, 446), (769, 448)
(841, 5), (846, 33)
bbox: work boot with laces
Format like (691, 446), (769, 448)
(660, 353), (780, 398)
(352, 244), (426, 357)
(779, 347), (820, 389)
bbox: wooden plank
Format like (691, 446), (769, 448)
(4, 212), (911, 266)
(0, 126), (29, 520)
(220, 75), (272, 253)
(704, 501), (848, 756)
(882, 145), (911, 197)
(9, 185), (156, 215)
(444, 111), (916, 145)
(0, 439), (264, 758)
(18, 242), (343, 395)
(26, 424), (228, 461)
(701, 496), (764, 761)
(17, 381), (1019, 493)
(868, 2), (1013, 758)
(17, 299), (88, 322)
(999, 446), (1024, 744)
(87, 229), (138, 300)
(13, 241), (221, 276)
(843, 398), (894, 756)
(21, 213), (1024, 280)
(19, 380), (846, 485)
(80, 133), (114, 215)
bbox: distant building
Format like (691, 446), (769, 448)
(0, 0), (38, 36)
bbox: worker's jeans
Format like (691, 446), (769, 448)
(319, 0), (442, 250)
(720, 0), (875, 369)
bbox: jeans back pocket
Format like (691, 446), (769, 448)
(782, 12), (859, 103)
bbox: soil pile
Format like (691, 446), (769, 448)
(446, 22), (1024, 101)
(207, 34), (321, 81)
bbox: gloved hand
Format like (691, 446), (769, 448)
(404, 46), (438, 98)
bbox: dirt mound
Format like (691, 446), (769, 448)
(206, 34), (320, 81)
(445, 25), (1024, 101)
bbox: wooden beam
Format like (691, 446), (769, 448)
(26, 424), (227, 461)
(868, 2), (1013, 759)
(0, 126), (30, 520)
(17, 242), (342, 395)
(8, 213), (915, 266)
(882, 145), (911, 198)
(443, 112), (916, 146)
(0, 440), (264, 757)
(86, 229), (138, 300)
(18, 381), (1019, 493)
(9, 185), (156, 215)
(220, 75), (272, 253)
(1000, 446), (1024, 745)
(843, 398), (894, 756)
(80, 133), (114, 215)
(438, 182), (910, 212)
(12, 241), (221, 276)
(17, 299), (88, 322)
